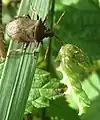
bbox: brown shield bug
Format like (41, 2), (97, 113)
(6, 9), (64, 47)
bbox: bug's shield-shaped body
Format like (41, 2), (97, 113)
(6, 16), (37, 43)
(6, 15), (54, 44)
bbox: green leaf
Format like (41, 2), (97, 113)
(56, 44), (91, 115)
(25, 68), (63, 114)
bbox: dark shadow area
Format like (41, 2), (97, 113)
(47, 97), (80, 120)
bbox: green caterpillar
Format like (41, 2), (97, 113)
(56, 44), (91, 115)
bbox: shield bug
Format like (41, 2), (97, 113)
(6, 15), (41, 44)
(6, 15), (54, 45)
(6, 10), (64, 46)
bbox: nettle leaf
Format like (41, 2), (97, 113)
(54, 0), (100, 59)
(25, 68), (63, 114)
(56, 44), (91, 115)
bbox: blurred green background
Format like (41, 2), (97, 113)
(2, 0), (100, 120)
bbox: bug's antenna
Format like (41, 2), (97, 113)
(51, 11), (66, 45)
(53, 11), (66, 28)
(54, 34), (64, 45)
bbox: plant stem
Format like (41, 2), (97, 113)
(46, 0), (55, 72)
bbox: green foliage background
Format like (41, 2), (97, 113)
(2, 0), (100, 120)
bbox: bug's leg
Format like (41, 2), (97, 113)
(9, 49), (22, 53)
(43, 16), (48, 24)
(32, 8), (47, 22)
(44, 47), (49, 60)
(7, 49), (22, 58)
(23, 43), (29, 50)
(37, 14), (39, 20)
(8, 49), (34, 57)
(26, 14), (31, 19)
(32, 8), (40, 20)
(8, 42), (28, 56)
